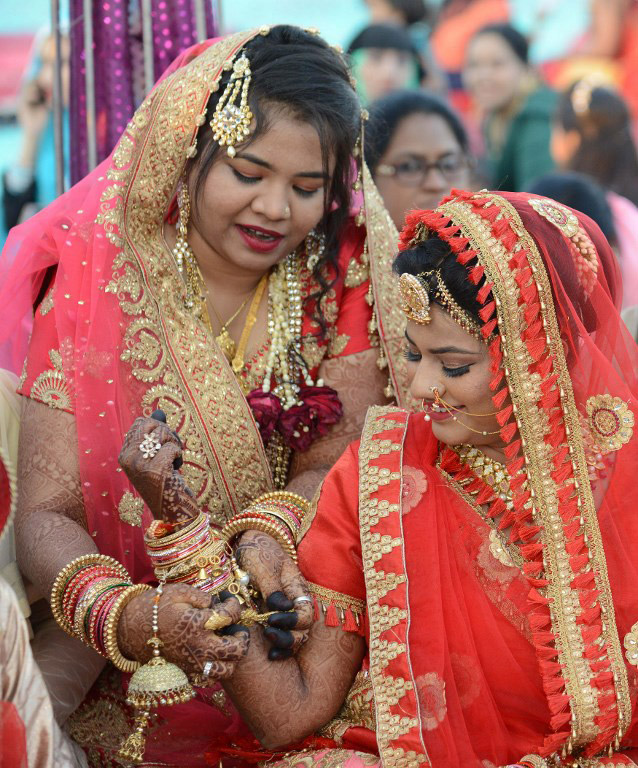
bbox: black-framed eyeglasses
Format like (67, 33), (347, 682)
(376, 154), (469, 187)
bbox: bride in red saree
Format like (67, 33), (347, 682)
(223, 190), (638, 768)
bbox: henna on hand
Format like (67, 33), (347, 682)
(117, 583), (249, 680)
(235, 530), (314, 655)
(118, 416), (199, 524)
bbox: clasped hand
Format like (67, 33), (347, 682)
(117, 412), (314, 680)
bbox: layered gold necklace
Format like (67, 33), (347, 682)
(173, 233), (268, 376)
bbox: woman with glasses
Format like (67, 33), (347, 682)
(365, 89), (473, 229)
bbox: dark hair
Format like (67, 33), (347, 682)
(393, 235), (484, 326)
(190, 25), (360, 334)
(527, 171), (617, 246)
(556, 83), (638, 206)
(365, 89), (469, 173)
(385, 0), (429, 25)
(472, 22), (529, 64)
(347, 23), (425, 79)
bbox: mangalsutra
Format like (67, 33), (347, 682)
(423, 387), (501, 436)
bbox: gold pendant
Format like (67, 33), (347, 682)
(215, 327), (236, 361)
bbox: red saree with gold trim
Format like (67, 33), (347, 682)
(298, 192), (638, 767)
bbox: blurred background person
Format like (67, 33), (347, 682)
(363, 0), (447, 92)
(429, 0), (508, 115)
(347, 23), (424, 104)
(365, 89), (472, 228)
(463, 22), (556, 191)
(552, 79), (638, 206)
(551, 80), (638, 313)
(1, 31), (69, 236)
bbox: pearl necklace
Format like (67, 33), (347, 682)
(263, 252), (317, 409)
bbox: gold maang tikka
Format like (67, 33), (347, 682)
(210, 54), (253, 158)
(399, 270), (483, 340)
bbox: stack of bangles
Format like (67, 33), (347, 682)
(50, 553), (151, 673)
(145, 511), (235, 594)
(221, 491), (310, 561)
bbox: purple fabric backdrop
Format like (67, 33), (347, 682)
(69, 0), (218, 185)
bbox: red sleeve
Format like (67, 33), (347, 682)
(298, 441), (366, 634)
(17, 283), (75, 414)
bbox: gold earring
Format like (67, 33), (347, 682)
(305, 228), (326, 272)
(210, 54), (253, 158)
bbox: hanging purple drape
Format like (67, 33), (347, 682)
(69, 0), (219, 185)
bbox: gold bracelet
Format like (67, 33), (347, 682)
(50, 554), (130, 636)
(73, 578), (129, 644)
(249, 504), (300, 540)
(222, 517), (298, 562)
(103, 584), (152, 673)
(145, 511), (208, 547)
(254, 491), (310, 519)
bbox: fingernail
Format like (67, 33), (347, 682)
(268, 647), (293, 661)
(267, 612), (298, 630)
(264, 627), (293, 649)
(266, 591), (294, 611)
(151, 409), (167, 423)
(220, 624), (249, 636)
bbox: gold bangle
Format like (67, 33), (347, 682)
(254, 491), (310, 518)
(103, 584), (152, 673)
(222, 517), (298, 562)
(145, 512), (208, 547)
(50, 554), (130, 636)
(249, 504), (300, 540)
(73, 578), (129, 644)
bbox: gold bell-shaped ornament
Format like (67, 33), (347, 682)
(117, 584), (194, 765)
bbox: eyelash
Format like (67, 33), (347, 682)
(232, 168), (319, 198)
(442, 365), (471, 378)
(403, 349), (471, 378)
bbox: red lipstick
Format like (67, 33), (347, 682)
(236, 224), (284, 254)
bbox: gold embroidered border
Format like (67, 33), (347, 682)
(442, 195), (631, 749)
(307, 581), (365, 615)
(358, 406), (429, 766)
(362, 164), (409, 406)
(101, 32), (275, 525)
(501, 197), (632, 744)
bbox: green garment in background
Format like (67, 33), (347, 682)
(484, 85), (557, 192)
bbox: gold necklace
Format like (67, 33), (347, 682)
(208, 289), (256, 362)
(172, 231), (267, 365)
(454, 444), (513, 502)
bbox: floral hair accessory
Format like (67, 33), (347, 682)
(399, 269), (483, 340)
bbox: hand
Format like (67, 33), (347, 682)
(118, 413), (198, 524)
(117, 583), (249, 682)
(235, 531), (313, 660)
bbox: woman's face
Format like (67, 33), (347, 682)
(359, 48), (416, 102)
(188, 113), (331, 276)
(404, 306), (506, 457)
(463, 33), (527, 113)
(374, 112), (471, 229)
